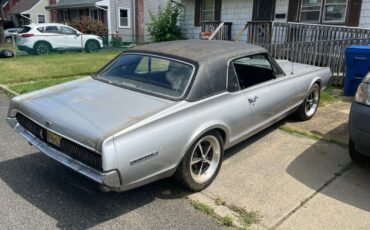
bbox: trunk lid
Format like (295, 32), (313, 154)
(17, 77), (174, 152)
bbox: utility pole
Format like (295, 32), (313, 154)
(0, 0), (5, 44)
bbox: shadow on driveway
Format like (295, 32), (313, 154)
(286, 124), (370, 212)
(0, 153), (187, 229)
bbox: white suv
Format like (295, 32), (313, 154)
(17, 23), (104, 55)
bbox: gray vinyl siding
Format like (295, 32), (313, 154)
(144, 0), (168, 41)
(359, 0), (370, 28)
(110, 0), (133, 38)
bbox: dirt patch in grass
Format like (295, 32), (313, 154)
(320, 87), (342, 107)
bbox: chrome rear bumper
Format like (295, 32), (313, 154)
(6, 117), (121, 188)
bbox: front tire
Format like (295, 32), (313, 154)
(6, 37), (12, 43)
(85, 40), (100, 53)
(349, 139), (369, 163)
(33, 42), (52, 55)
(175, 131), (223, 192)
(295, 83), (320, 121)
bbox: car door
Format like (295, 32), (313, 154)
(231, 53), (297, 134)
(59, 26), (82, 50)
(44, 26), (64, 49)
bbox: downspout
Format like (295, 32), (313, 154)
(132, 0), (136, 43)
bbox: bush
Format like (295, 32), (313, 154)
(65, 16), (107, 36)
(147, 1), (181, 42)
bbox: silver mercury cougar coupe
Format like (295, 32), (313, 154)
(6, 40), (331, 192)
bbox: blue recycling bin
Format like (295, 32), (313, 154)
(345, 45), (370, 96)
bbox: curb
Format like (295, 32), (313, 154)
(0, 84), (19, 97)
(188, 192), (263, 229)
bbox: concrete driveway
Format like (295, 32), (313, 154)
(190, 101), (370, 229)
(1, 91), (370, 229)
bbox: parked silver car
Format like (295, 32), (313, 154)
(4, 28), (23, 43)
(6, 40), (331, 192)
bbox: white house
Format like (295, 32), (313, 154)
(8, 0), (52, 27)
(180, 0), (368, 41)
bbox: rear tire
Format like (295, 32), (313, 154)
(175, 131), (223, 192)
(6, 37), (12, 43)
(295, 83), (320, 121)
(33, 42), (52, 55)
(85, 40), (100, 53)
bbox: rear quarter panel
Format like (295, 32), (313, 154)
(292, 67), (331, 103)
(111, 92), (251, 190)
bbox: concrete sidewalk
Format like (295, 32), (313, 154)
(188, 99), (370, 229)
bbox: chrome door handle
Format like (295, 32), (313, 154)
(248, 96), (259, 103)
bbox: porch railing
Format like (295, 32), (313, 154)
(202, 21), (232, 40)
(246, 21), (370, 44)
(244, 21), (370, 85)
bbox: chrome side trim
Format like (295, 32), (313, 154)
(6, 117), (121, 188)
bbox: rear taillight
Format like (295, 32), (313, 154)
(355, 73), (370, 105)
(21, 33), (34, 37)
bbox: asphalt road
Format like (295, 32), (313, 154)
(0, 93), (223, 230)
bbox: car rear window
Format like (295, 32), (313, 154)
(19, 26), (31, 33)
(98, 54), (194, 99)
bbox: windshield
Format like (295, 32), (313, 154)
(99, 54), (194, 99)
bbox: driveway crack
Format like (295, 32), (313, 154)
(271, 163), (351, 229)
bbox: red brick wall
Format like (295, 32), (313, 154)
(50, 0), (57, 22)
(3, 0), (21, 18)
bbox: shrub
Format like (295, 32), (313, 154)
(147, 1), (181, 42)
(65, 16), (107, 36)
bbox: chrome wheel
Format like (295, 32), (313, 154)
(190, 135), (221, 184)
(305, 87), (319, 117)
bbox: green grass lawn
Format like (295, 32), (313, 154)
(0, 50), (121, 85)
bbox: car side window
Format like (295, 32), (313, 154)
(37, 27), (44, 33)
(60, 26), (77, 35)
(232, 54), (276, 90)
(45, 26), (59, 33)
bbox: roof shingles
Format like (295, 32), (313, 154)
(46, 0), (102, 9)
(8, 0), (40, 15)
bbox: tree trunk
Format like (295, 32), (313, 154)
(0, 1), (5, 44)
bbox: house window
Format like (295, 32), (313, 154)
(300, 0), (348, 24)
(38, 15), (46, 23)
(202, 0), (214, 22)
(323, 0), (347, 22)
(118, 8), (130, 28)
(300, 0), (322, 22)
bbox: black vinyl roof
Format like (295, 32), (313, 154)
(128, 40), (266, 64)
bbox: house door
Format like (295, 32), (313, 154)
(252, 0), (276, 21)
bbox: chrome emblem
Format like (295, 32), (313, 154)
(45, 121), (52, 128)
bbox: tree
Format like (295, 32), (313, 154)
(147, 1), (181, 42)
(0, 0), (5, 44)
